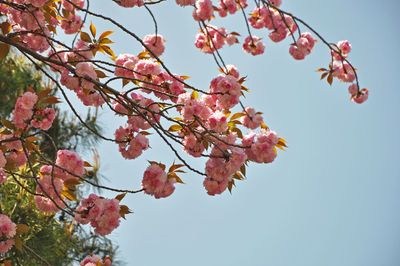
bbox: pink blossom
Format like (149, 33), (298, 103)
(176, 0), (195, 6)
(222, 64), (240, 78)
(0, 214), (16, 239)
(114, 54), (138, 78)
(61, 15), (83, 34)
(117, 0), (144, 7)
(30, 107), (56, 130)
(35, 174), (65, 212)
(204, 145), (246, 195)
(25, 0), (48, 7)
(74, 39), (94, 60)
(55, 150), (84, 181)
(134, 59), (161, 80)
(0, 151), (6, 169)
(12, 92), (38, 129)
(332, 40), (352, 61)
(6, 8), (45, 31)
(192, 0), (214, 21)
(62, 0), (85, 11)
(0, 170), (8, 185)
(249, 6), (267, 29)
(207, 110), (228, 132)
(61, 70), (80, 90)
(76, 62), (97, 80)
(289, 32), (315, 60)
(0, 239), (14, 254)
(0, 135), (27, 168)
(177, 92), (212, 121)
(348, 83), (358, 96)
(16, 26), (51, 53)
(242, 129), (279, 163)
(332, 61), (355, 83)
(81, 254), (112, 266)
(241, 107), (263, 129)
(115, 125), (149, 159)
(352, 89), (369, 104)
(75, 88), (105, 107)
(209, 74), (242, 110)
(218, 0), (238, 17)
(142, 164), (176, 199)
(182, 133), (205, 157)
(195, 25), (230, 54)
(76, 194), (121, 236)
(143, 34), (166, 57)
(243, 36), (265, 56)
(269, 0), (282, 7)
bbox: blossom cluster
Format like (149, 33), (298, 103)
(0, 134), (27, 169)
(195, 25), (238, 54)
(75, 194), (121, 236)
(142, 164), (176, 199)
(0, 214), (16, 254)
(12, 92), (55, 130)
(81, 254), (112, 266)
(329, 40), (369, 103)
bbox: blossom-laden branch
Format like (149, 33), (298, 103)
(0, 0), (369, 263)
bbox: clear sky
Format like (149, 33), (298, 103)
(69, 0), (400, 265)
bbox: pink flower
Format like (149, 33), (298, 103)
(243, 36), (265, 56)
(61, 15), (83, 34)
(143, 34), (166, 57)
(192, 0), (214, 21)
(0, 214), (16, 239)
(207, 110), (228, 132)
(12, 92), (38, 129)
(332, 40), (352, 61)
(76, 62), (97, 80)
(114, 54), (138, 78)
(0, 170), (8, 185)
(142, 164), (176, 199)
(115, 125), (149, 159)
(195, 25), (231, 54)
(218, 0), (238, 17)
(76, 194), (121, 236)
(182, 133), (205, 157)
(0, 239), (14, 254)
(0, 151), (6, 169)
(176, 0), (195, 6)
(30, 108), (56, 130)
(352, 89), (369, 104)
(348, 83), (358, 96)
(289, 32), (315, 60)
(62, 0), (85, 11)
(332, 61), (355, 83)
(35, 175), (65, 213)
(117, 0), (144, 7)
(241, 107), (263, 129)
(204, 145), (246, 196)
(242, 129), (279, 163)
(55, 150), (84, 181)
(81, 254), (112, 266)
(209, 74), (242, 110)
(74, 39), (94, 60)
(269, 0), (282, 7)
(134, 59), (161, 80)
(177, 92), (212, 121)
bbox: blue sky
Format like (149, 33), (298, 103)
(67, 0), (400, 265)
